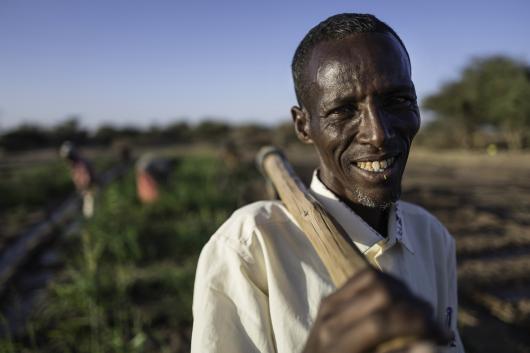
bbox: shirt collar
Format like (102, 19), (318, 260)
(309, 170), (414, 254)
(389, 201), (415, 254)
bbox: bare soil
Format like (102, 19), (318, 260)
(402, 149), (530, 353)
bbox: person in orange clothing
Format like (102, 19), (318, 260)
(135, 154), (174, 204)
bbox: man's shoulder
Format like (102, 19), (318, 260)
(399, 200), (436, 220)
(399, 200), (444, 226)
(229, 200), (293, 226)
(205, 200), (297, 259)
(398, 201), (455, 246)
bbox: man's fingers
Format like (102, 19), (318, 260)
(375, 338), (431, 353)
(429, 320), (454, 346)
(407, 342), (438, 353)
(320, 270), (430, 333)
(318, 268), (377, 319)
(376, 341), (437, 353)
(310, 271), (452, 353)
(322, 280), (398, 332)
(332, 305), (451, 353)
(328, 269), (378, 300)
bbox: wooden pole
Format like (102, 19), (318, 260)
(257, 146), (370, 287)
(257, 146), (422, 352)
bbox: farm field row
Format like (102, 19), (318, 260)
(1, 146), (529, 352)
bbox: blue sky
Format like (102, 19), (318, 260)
(1, 0), (529, 130)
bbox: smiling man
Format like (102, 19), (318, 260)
(191, 13), (464, 353)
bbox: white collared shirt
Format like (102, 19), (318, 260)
(191, 172), (464, 353)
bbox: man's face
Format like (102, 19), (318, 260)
(292, 33), (420, 208)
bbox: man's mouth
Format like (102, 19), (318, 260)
(354, 156), (396, 173)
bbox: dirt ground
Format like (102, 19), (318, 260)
(402, 149), (530, 353)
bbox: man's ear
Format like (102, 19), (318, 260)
(291, 106), (313, 144)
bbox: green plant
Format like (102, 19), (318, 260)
(3, 154), (258, 353)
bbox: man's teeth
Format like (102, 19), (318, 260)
(356, 157), (395, 172)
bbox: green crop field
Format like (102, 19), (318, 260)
(0, 154), (261, 353)
(0, 161), (73, 244)
(0, 154), (116, 244)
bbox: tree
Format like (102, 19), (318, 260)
(472, 57), (530, 149)
(0, 124), (50, 151)
(193, 120), (232, 144)
(423, 81), (480, 148)
(163, 121), (192, 144)
(423, 56), (530, 150)
(51, 117), (88, 146)
(93, 124), (119, 145)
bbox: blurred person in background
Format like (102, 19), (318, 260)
(191, 13), (463, 353)
(135, 154), (174, 204)
(59, 141), (97, 218)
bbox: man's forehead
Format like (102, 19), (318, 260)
(316, 60), (360, 89)
(305, 32), (412, 92)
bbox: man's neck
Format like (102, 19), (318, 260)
(316, 169), (390, 238)
(316, 169), (391, 238)
(342, 198), (390, 238)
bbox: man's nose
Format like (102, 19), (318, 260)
(358, 101), (393, 148)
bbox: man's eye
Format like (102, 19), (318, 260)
(329, 104), (357, 117)
(385, 96), (415, 108)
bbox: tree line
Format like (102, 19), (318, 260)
(0, 118), (298, 152)
(2, 54), (529, 152)
(418, 55), (530, 150)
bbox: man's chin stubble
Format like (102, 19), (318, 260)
(352, 186), (399, 209)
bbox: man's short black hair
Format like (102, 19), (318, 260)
(292, 13), (410, 106)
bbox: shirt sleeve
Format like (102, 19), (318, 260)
(191, 236), (276, 353)
(440, 236), (466, 353)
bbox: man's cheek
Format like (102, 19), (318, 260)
(404, 114), (420, 136)
(395, 122), (419, 143)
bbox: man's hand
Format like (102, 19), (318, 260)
(303, 269), (453, 353)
